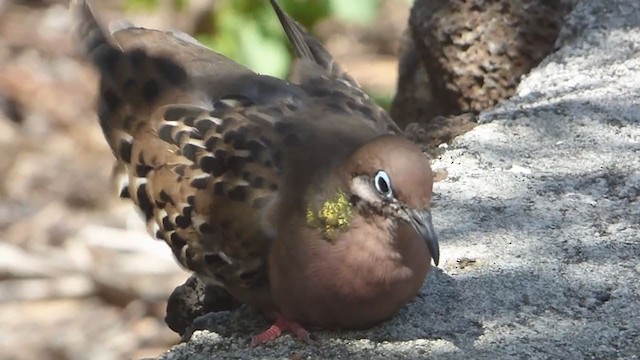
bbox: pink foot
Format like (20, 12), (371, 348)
(250, 313), (313, 346)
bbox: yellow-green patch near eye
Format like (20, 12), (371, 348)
(306, 191), (353, 241)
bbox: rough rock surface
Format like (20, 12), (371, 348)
(391, 0), (570, 129)
(157, 1), (640, 358)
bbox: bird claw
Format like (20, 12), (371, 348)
(250, 314), (313, 346)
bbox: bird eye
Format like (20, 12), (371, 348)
(374, 170), (393, 198)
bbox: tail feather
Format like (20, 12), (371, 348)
(269, 0), (360, 89)
(72, 0), (121, 80)
(269, 0), (401, 134)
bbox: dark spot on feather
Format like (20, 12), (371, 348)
(181, 143), (199, 162)
(223, 130), (236, 144)
(155, 230), (164, 240)
(174, 164), (186, 176)
(233, 139), (247, 151)
(246, 140), (264, 161)
(325, 101), (346, 113)
(165, 107), (187, 122)
(273, 150), (283, 169)
(204, 136), (218, 150)
(188, 130), (203, 141)
(216, 118), (234, 134)
(102, 89), (121, 112)
(118, 140), (132, 163)
(96, 47), (120, 76)
(232, 127), (249, 149)
(250, 177), (264, 188)
(252, 196), (271, 209)
(204, 254), (226, 266)
(209, 108), (225, 117)
(182, 206), (192, 218)
(155, 200), (166, 209)
(184, 247), (198, 269)
(239, 269), (263, 286)
(211, 162), (226, 177)
(305, 85), (332, 97)
(274, 122), (293, 135)
(159, 190), (172, 203)
(187, 195), (195, 206)
(142, 80), (160, 103)
(135, 164), (153, 177)
(162, 217), (175, 231)
(200, 156), (218, 173)
(220, 221), (230, 230)
(213, 182), (225, 196)
(213, 100), (230, 110)
(123, 78), (135, 92)
(170, 232), (186, 247)
(190, 177), (208, 190)
(169, 233), (187, 259)
(153, 57), (187, 86)
(199, 223), (213, 234)
(227, 186), (248, 201)
(345, 100), (361, 111)
(242, 171), (251, 181)
(119, 186), (130, 198)
(270, 183), (278, 191)
(173, 130), (188, 144)
(129, 49), (145, 67)
(359, 105), (374, 118)
(226, 156), (245, 173)
(195, 119), (215, 134)
(183, 116), (196, 127)
(136, 184), (154, 220)
(213, 149), (227, 159)
(175, 215), (191, 228)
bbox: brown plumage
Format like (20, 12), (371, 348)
(72, 0), (439, 345)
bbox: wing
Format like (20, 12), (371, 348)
(270, 0), (401, 134)
(73, 0), (300, 307)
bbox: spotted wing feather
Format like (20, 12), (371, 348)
(73, 0), (296, 308)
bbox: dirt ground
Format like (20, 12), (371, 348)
(0, 1), (412, 359)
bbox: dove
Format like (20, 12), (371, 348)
(72, 0), (439, 346)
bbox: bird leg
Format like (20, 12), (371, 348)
(250, 313), (313, 346)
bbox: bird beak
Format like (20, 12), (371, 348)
(406, 209), (439, 266)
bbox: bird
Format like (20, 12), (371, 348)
(72, 0), (439, 346)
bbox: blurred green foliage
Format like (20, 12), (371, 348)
(125, 0), (380, 77)
(125, 0), (393, 108)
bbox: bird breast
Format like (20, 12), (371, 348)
(269, 214), (431, 329)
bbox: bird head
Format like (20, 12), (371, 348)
(342, 135), (439, 266)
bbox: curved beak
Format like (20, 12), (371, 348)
(407, 209), (439, 266)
